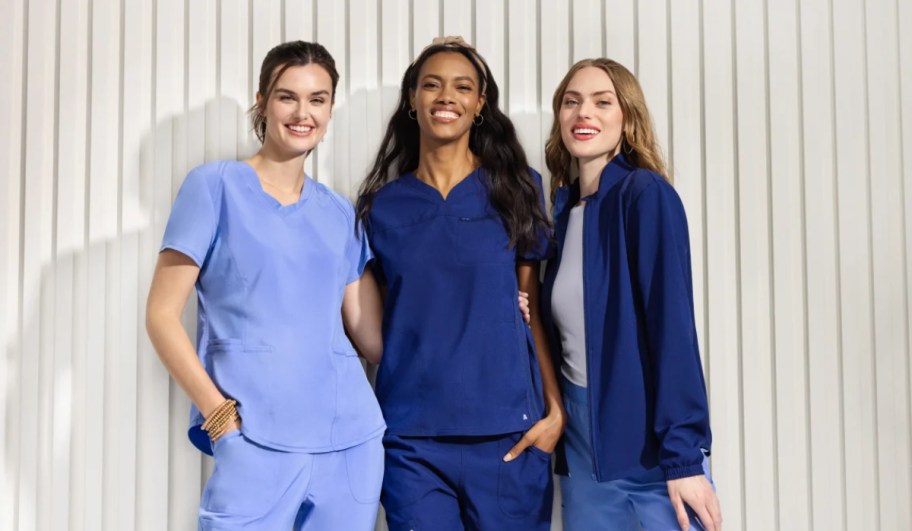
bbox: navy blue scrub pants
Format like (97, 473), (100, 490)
(381, 433), (553, 531)
(198, 432), (383, 530)
(560, 377), (714, 530)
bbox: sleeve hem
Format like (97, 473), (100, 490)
(159, 243), (205, 268)
(662, 462), (706, 481)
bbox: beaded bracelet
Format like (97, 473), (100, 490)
(201, 399), (239, 442)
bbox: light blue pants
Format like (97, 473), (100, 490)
(199, 432), (383, 530)
(560, 378), (713, 531)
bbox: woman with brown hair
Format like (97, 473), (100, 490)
(146, 41), (385, 530)
(540, 58), (723, 530)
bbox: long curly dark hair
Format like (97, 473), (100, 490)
(356, 40), (550, 255)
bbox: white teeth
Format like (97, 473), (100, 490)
(433, 111), (459, 120)
(287, 124), (313, 133)
(574, 128), (599, 135)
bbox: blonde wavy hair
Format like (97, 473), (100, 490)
(545, 58), (669, 199)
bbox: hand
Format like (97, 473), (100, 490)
(502, 407), (565, 461)
(518, 291), (531, 324)
(667, 474), (722, 531)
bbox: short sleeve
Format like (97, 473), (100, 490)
(346, 220), (375, 284)
(160, 167), (218, 267)
(518, 168), (555, 261)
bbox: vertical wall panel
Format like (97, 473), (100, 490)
(538, 0), (570, 199)
(865, 0), (912, 528)
(474, 1), (505, 94)
(767, 0), (811, 528)
(635, 0), (668, 158)
(734, 0), (776, 528)
(799, 0), (847, 529)
(571, 0), (602, 61)
(702, 0), (744, 527)
(2, 2), (912, 530)
(669, 0), (705, 366)
(832, 0), (879, 528)
(348, 0), (381, 197)
(900, 2), (912, 525)
(55, 0), (89, 529)
(0, 0), (25, 520)
(19, 1), (58, 530)
(603, 0), (635, 68)
(508, 0), (541, 172)
(443, 0), (473, 42)
(284, 0), (315, 43)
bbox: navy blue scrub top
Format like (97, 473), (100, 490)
(367, 168), (551, 436)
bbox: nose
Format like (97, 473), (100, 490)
(435, 85), (456, 104)
(578, 98), (594, 119)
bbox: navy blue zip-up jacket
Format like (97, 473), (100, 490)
(541, 154), (711, 482)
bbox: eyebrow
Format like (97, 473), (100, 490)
(563, 89), (616, 97)
(421, 74), (477, 85)
(274, 88), (331, 97)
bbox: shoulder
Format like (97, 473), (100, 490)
(178, 160), (239, 200)
(527, 166), (545, 189)
(310, 180), (357, 228)
(622, 169), (680, 206)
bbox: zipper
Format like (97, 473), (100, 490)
(581, 200), (602, 482)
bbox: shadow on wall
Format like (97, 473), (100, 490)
(3, 87), (560, 531)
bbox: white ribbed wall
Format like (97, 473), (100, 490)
(2, 0), (910, 529)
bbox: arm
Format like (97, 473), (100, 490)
(145, 250), (238, 431)
(503, 261), (566, 460)
(628, 179), (720, 530)
(342, 266), (384, 364)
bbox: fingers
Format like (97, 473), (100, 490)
(692, 503), (715, 531)
(709, 492), (723, 531)
(503, 432), (535, 462)
(670, 491), (690, 531)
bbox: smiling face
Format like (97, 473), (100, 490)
(558, 66), (625, 166)
(257, 63), (334, 158)
(410, 51), (485, 145)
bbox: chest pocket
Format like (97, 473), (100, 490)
(452, 214), (514, 264)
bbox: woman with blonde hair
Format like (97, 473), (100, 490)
(540, 58), (722, 530)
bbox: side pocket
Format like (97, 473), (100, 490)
(345, 437), (384, 503)
(497, 434), (554, 518)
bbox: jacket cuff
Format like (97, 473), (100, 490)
(662, 462), (705, 481)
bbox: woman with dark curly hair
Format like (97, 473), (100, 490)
(357, 36), (562, 530)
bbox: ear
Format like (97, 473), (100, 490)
(475, 93), (486, 116)
(255, 92), (264, 114)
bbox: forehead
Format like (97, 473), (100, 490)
(418, 51), (479, 81)
(565, 66), (615, 93)
(271, 63), (333, 92)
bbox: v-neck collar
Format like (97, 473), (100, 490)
(403, 167), (481, 202)
(238, 160), (314, 216)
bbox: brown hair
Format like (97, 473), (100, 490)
(545, 58), (669, 198)
(248, 41), (340, 143)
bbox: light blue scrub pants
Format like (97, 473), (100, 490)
(560, 378), (713, 531)
(198, 432), (383, 530)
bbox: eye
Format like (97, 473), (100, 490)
(279, 95), (295, 102)
(562, 98), (579, 107)
(457, 84), (473, 92)
(597, 100), (612, 107)
(310, 98), (326, 105)
(422, 81), (440, 89)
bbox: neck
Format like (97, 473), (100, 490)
(577, 150), (621, 197)
(246, 143), (308, 191)
(415, 134), (478, 196)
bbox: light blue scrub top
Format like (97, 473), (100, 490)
(161, 160), (385, 455)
